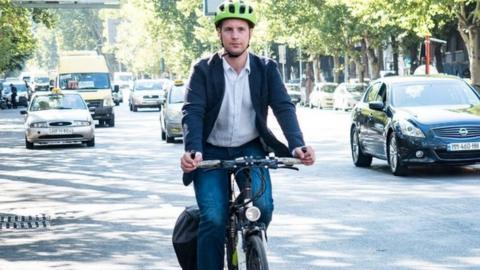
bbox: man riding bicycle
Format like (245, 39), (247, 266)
(180, 1), (315, 269)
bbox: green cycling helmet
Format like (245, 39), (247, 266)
(214, 0), (257, 28)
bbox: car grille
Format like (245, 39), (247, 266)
(85, 100), (103, 109)
(435, 150), (480, 160)
(49, 122), (72, 127)
(38, 135), (83, 139)
(143, 95), (159, 99)
(433, 126), (480, 138)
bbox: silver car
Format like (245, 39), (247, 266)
(129, 79), (166, 111)
(22, 91), (95, 149)
(160, 81), (185, 143)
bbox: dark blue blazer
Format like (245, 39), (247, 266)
(182, 52), (305, 185)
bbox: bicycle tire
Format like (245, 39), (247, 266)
(246, 234), (269, 270)
(226, 232), (238, 270)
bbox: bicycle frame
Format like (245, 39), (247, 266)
(226, 166), (269, 270)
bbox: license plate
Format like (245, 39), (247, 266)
(447, 142), (480, 151)
(49, 128), (73, 135)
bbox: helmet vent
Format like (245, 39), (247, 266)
(228, 3), (235, 13)
(219, 4), (225, 11)
(248, 6), (253, 13)
(239, 5), (246, 14)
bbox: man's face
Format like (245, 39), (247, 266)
(218, 19), (252, 56)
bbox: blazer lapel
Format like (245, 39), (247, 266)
(248, 54), (261, 112)
(211, 52), (225, 102)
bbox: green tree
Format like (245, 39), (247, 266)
(0, 0), (54, 75)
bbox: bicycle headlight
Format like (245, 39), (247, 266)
(398, 119), (425, 138)
(30, 122), (48, 128)
(245, 206), (261, 222)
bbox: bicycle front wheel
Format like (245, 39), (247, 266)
(246, 234), (269, 270)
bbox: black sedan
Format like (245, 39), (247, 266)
(350, 75), (480, 176)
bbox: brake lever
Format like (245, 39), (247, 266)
(278, 165), (299, 171)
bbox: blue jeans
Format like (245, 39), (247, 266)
(194, 139), (273, 270)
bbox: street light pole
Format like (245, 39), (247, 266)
(425, 35), (431, 75)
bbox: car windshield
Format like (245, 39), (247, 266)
(3, 84), (28, 93)
(35, 77), (49, 84)
(322, 85), (336, 93)
(392, 80), (480, 107)
(117, 75), (132, 81)
(169, 85), (185, 104)
(346, 84), (366, 93)
(30, 94), (87, 111)
(136, 81), (163, 90)
(59, 73), (110, 90)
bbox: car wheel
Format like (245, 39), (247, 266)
(351, 127), (372, 167)
(388, 132), (408, 176)
(109, 118), (115, 127)
(129, 103), (133, 111)
(25, 138), (34, 149)
(166, 135), (175, 143)
(86, 137), (95, 147)
(133, 105), (138, 112)
(161, 130), (166, 140)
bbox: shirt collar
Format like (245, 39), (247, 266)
(222, 54), (251, 74)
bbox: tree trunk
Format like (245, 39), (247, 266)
(305, 61), (314, 102)
(361, 39), (369, 82)
(365, 37), (380, 80)
(391, 35), (399, 75)
(344, 53), (350, 82)
(354, 57), (365, 83)
(434, 44), (444, 73)
(333, 55), (340, 83)
(458, 22), (480, 85)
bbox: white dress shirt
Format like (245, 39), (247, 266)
(207, 56), (259, 147)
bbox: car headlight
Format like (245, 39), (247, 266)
(73, 120), (91, 126)
(103, 98), (113, 107)
(30, 122), (48, 128)
(398, 119), (425, 138)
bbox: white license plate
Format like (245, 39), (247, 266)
(49, 128), (73, 135)
(447, 142), (480, 152)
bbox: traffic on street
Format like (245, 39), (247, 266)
(2, 0), (480, 269)
(1, 102), (480, 269)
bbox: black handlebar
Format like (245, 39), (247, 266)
(197, 156), (302, 170)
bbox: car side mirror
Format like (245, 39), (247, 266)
(369, 101), (385, 111)
(20, 110), (27, 115)
(113, 85), (120, 93)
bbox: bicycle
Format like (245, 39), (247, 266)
(197, 155), (302, 270)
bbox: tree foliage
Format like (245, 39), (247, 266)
(0, 0), (54, 75)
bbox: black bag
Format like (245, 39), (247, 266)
(172, 205), (200, 270)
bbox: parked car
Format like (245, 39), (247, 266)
(21, 90), (95, 149)
(309, 82), (338, 109)
(129, 79), (166, 112)
(160, 80), (185, 143)
(333, 82), (367, 111)
(284, 83), (301, 105)
(350, 75), (480, 176)
(2, 80), (29, 107)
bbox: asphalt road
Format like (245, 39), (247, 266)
(0, 103), (479, 270)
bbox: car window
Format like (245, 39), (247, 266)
(169, 85), (185, 104)
(364, 83), (380, 103)
(31, 94), (87, 111)
(135, 81), (163, 90)
(321, 85), (336, 93)
(34, 77), (49, 84)
(392, 80), (480, 107)
(59, 73), (110, 90)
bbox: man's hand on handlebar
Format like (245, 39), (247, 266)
(181, 152), (203, 173)
(293, 146), (315, 166)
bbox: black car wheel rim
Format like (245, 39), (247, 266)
(352, 130), (359, 162)
(389, 135), (398, 171)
